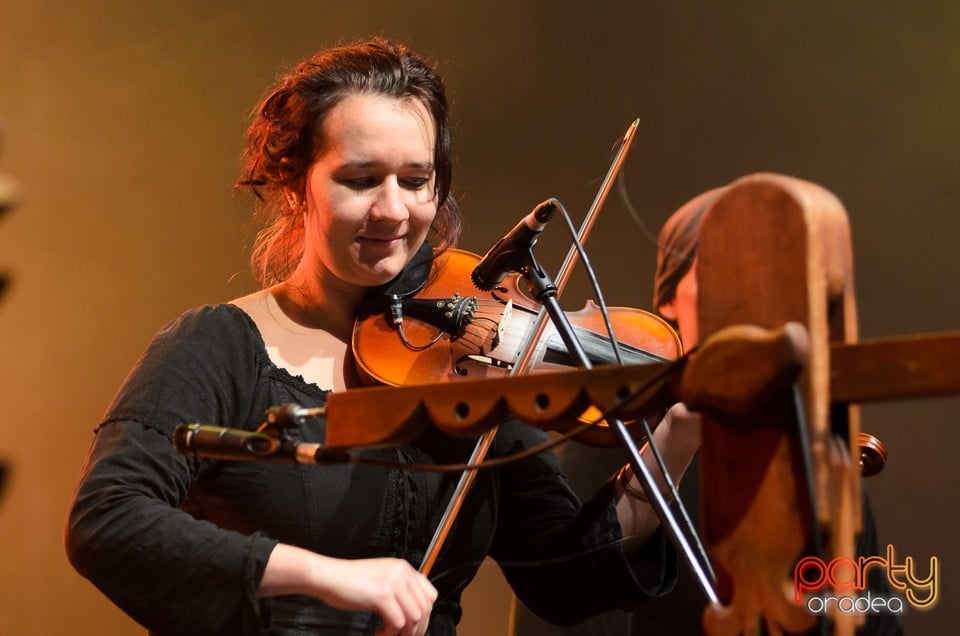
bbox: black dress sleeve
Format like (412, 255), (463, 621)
(65, 305), (279, 636)
(488, 419), (677, 626)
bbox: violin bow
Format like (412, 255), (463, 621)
(418, 121), (641, 574)
(419, 121), (717, 606)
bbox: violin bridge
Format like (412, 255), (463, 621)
(451, 299), (517, 376)
(461, 354), (514, 371)
(492, 299), (513, 350)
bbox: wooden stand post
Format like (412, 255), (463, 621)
(696, 173), (862, 635)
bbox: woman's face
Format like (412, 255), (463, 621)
(658, 258), (699, 347)
(298, 93), (438, 289)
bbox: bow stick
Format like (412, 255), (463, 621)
(415, 120), (640, 576)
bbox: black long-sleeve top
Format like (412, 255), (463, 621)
(66, 304), (676, 635)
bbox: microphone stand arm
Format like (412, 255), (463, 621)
(420, 120), (713, 600)
(519, 249), (720, 605)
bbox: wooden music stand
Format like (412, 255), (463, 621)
(695, 173), (898, 635)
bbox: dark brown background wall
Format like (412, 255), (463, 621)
(0, 2), (956, 633)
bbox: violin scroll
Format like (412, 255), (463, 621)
(857, 431), (887, 477)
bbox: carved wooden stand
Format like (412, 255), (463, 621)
(695, 173), (959, 635)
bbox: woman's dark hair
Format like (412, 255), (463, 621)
(237, 37), (461, 286)
(653, 186), (727, 311)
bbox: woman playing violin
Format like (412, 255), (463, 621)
(65, 37), (699, 635)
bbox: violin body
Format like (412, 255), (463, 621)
(351, 248), (682, 444)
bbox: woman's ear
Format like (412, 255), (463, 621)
(658, 299), (677, 321)
(283, 186), (303, 211)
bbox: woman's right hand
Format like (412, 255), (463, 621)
(260, 544), (438, 636)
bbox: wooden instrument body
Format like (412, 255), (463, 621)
(696, 173), (862, 635)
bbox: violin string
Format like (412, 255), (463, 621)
(471, 297), (537, 314)
(452, 327), (485, 348)
(466, 314), (529, 357)
(469, 302), (669, 367)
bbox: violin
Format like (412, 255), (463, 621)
(349, 246), (893, 468)
(350, 247), (683, 445)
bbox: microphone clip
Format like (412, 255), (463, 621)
(470, 199), (558, 292)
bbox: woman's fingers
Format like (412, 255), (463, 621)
(367, 559), (436, 635)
